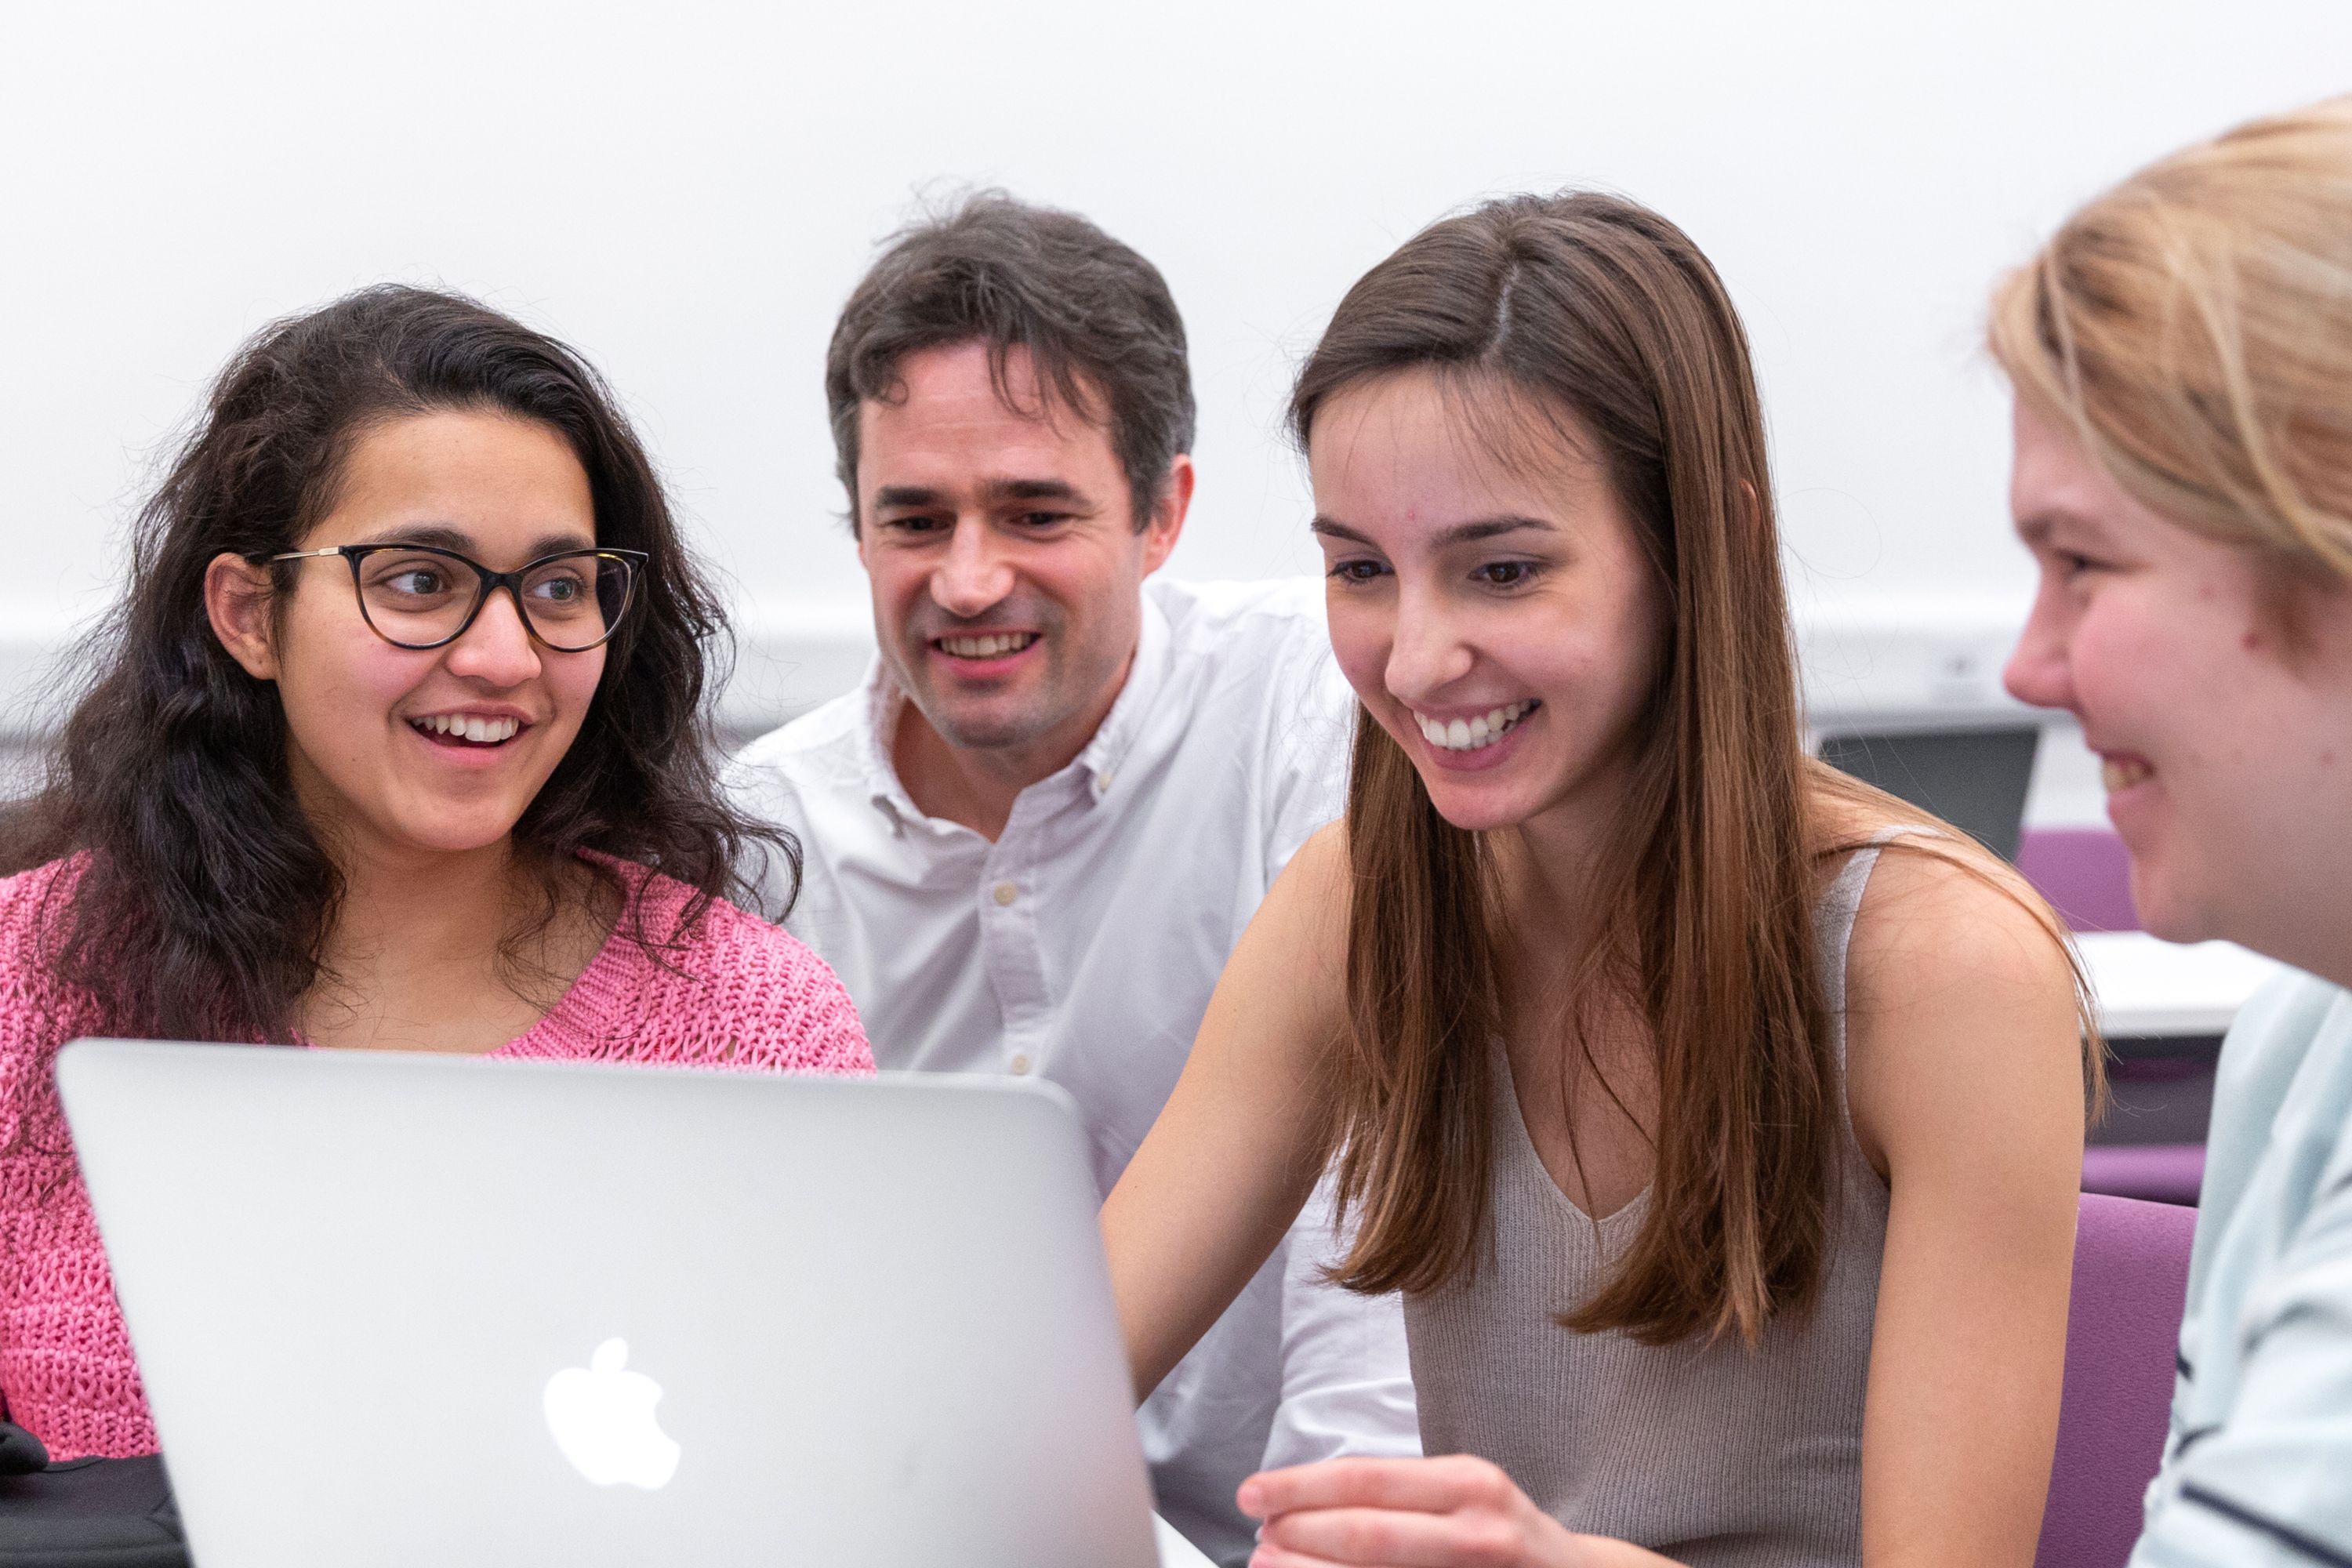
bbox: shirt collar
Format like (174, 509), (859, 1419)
(855, 586), (1173, 827)
(1070, 585), (1170, 797)
(857, 661), (931, 832)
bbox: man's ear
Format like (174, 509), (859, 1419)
(1138, 454), (1195, 578)
(204, 553), (281, 681)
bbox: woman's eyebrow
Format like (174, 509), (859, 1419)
(351, 523), (473, 552)
(2015, 508), (2103, 546)
(1311, 514), (1556, 547)
(342, 524), (597, 558)
(1309, 516), (1375, 544)
(1430, 515), (1554, 546)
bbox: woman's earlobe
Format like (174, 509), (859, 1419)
(203, 553), (281, 681)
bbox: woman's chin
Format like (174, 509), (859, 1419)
(2125, 861), (2216, 947)
(1421, 779), (1537, 835)
(365, 807), (529, 862)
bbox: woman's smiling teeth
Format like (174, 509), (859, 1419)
(2101, 756), (2153, 792)
(1414, 699), (1538, 752)
(412, 713), (522, 745)
(938, 632), (1040, 659)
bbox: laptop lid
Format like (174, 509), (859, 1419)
(56, 1040), (1162, 1568)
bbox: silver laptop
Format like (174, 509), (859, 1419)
(57, 1040), (1210, 1567)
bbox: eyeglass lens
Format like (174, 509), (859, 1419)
(357, 550), (634, 652)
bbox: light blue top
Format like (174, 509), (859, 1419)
(2129, 971), (2352, 1567)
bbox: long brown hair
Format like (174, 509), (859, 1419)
(1299, 192), (2086, 1347)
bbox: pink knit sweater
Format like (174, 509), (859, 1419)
(0, 854), (873, 1461)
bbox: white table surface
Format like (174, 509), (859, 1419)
(2074, 931), (2288, 1040)
(1156, 1513), (1217, 1567)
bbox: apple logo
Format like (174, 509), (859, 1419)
(543, 1338), (682, 1489)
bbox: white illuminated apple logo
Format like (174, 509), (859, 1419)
(543, 1338), (682, 1489)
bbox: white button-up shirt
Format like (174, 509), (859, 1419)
(728, 577), (1418, 1566)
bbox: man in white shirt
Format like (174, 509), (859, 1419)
(727, 193), (1417, 1565)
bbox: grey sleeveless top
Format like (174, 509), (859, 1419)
(1404, 837), (1899, 1568)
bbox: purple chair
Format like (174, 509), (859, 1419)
(2082, 1144), (2206, 1207)
(2034, 1192), (2198, 1568)
(2016, 828), (2140, 934)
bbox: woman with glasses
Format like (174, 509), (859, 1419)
(0, 285), (873, 1462)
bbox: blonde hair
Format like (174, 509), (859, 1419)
(1990, 96), (2352, 581)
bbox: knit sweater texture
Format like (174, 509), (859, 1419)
(0, 853), (873, 1460)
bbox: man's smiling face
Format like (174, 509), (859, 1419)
(855, 340), (1182, 770)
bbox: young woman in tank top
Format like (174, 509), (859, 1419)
(0, 286), (872, 1461)
(1104, 194), (2101, 1567)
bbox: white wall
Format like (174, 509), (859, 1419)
(4, 0), (2347, 737)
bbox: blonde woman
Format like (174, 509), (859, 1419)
(1995, 97), (2352, 1564)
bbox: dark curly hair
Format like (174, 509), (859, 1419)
(0, 284), (797, 1043)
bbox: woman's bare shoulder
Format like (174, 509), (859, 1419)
(1827, 813), (2086, 1170)
(1806, 768), (2054, 962)
(1840, 831), (2060, 982)
(1805, 769), (2081, 1055)
(1253, 822), (1352, 969)
(1284, 819), (1352, 891)
(1825, 839), (2091, 1207)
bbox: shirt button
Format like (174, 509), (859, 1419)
(1009, 1053), (1032, 1075)
(992, 881), (1018, 906)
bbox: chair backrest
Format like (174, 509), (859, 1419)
(2034, 1192), (2198, 1568)
(2016, 827), (2140, 933)
(1817, 725), (2039, 861)
(2081, 1143), (2205, 1208)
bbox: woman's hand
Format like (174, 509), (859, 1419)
(1238, 1456), (1682, 1567)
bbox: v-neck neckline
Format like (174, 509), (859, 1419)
(1492, 1041), (1653, 1232)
